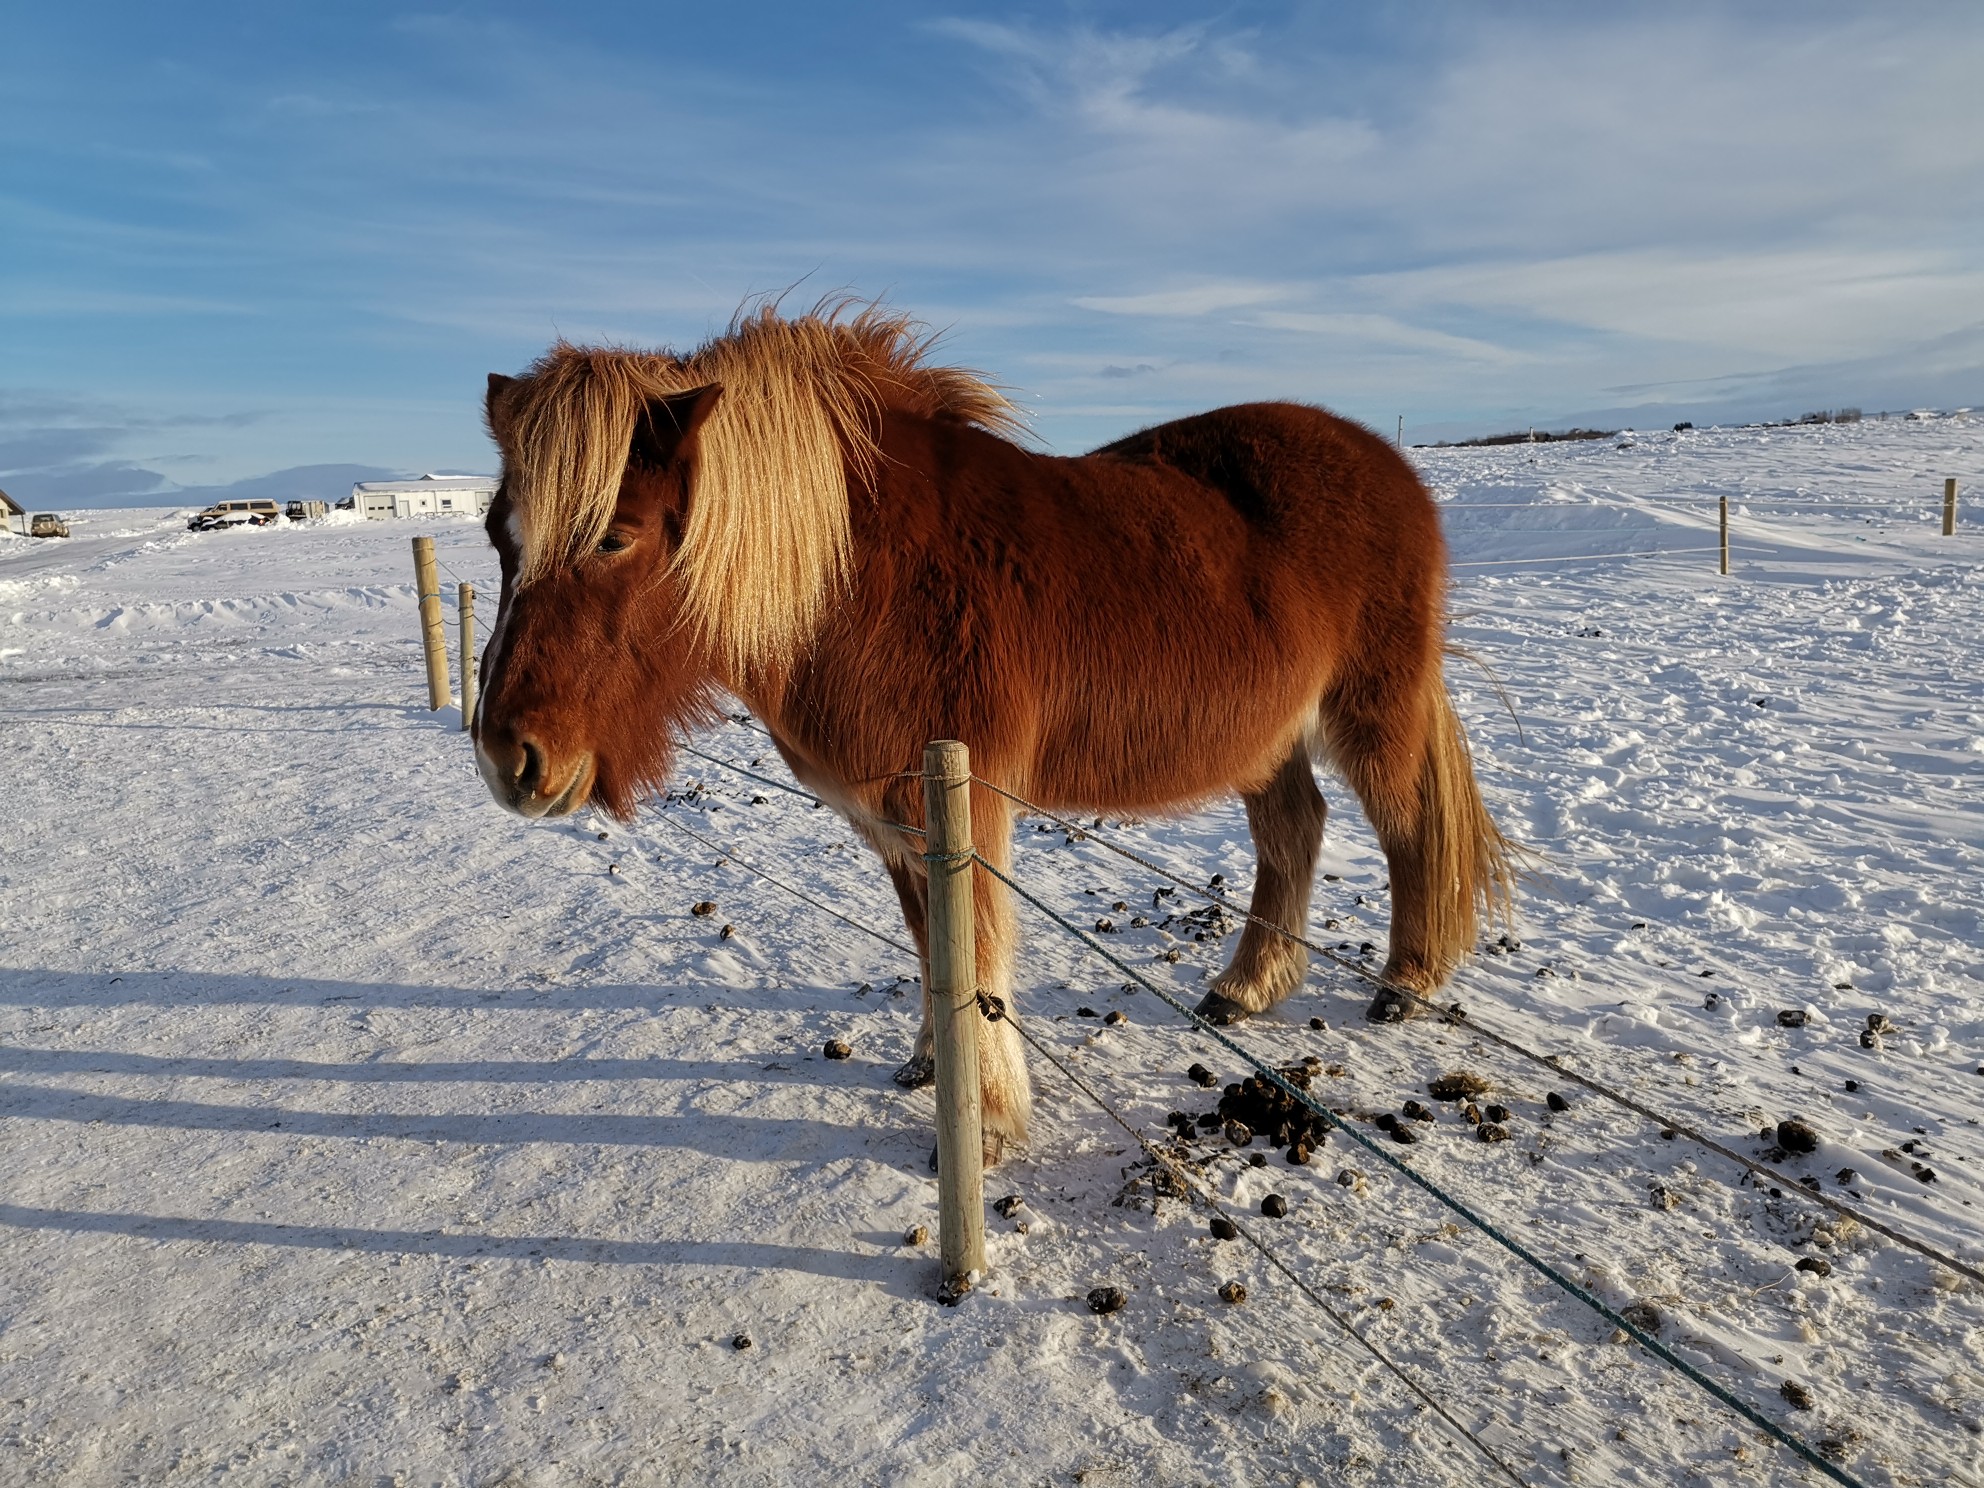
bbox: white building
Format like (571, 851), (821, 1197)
(350, 474), (498, 521)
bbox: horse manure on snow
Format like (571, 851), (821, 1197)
(1087, 1286), (1128, 1316)
(1427, 1071), (1491, 1101)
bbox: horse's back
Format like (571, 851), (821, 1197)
(1087, 401), (1436, 541)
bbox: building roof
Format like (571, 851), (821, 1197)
(0, 487), (24, 517)
(352, 475), (498, 496)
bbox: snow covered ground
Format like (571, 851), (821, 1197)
(2, 416), (1981, 1487)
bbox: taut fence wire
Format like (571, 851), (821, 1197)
(636, 791), (1534, 1486)
(640, 743), (1900, 1486)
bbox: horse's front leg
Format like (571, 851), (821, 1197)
(968, 793), (1031, 1163)
(883, 859), (937, 1089)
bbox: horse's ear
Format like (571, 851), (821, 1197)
(630, 383), (723, 470)
(485, 373), (518, 442)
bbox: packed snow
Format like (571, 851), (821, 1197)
(2, 416), (1981, 1486)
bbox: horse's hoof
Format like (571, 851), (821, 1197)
(1193, 991), (1253, 1026)
(893, 1055), (935, 1089)
(1365, 986), (1419, 1024)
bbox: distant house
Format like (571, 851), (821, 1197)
(1, 486), (27, 536)
(350, 474), (498, 521)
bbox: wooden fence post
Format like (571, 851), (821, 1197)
(458, 582), (476, 732)
(411, 537), (450, 710)
(923, 739), (987, 1300)
(1719, 496), (1729, 576)
(1946, 478), (1959, 537)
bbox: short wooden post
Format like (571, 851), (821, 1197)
(1945, 478), (1959, 536)
(923, 738), (987, 1300)
(458, 582), (476, 731)
(1718, 496), (1729, 575)
(411, 537), (451, 710)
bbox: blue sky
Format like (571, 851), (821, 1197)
(4, 2), (1982, 505)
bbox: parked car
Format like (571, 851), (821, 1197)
(30, 513), (70, 538)
(188, 499), (282, 531)
(285, 499), (328, 521)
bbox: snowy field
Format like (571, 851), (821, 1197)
(2, 415), (1981, 1487)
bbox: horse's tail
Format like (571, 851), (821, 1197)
(1413, 652), (1518, 980)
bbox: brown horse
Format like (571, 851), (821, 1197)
(472, 302), (1513, 1160)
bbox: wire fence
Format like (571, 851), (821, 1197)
(1435, 480), (1966, 573)
(635, 739), (1984, 1487)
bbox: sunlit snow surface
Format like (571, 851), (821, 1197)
(3, 416), (1981, 1486)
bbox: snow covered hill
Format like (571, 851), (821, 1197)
(3, 417), (1981, 1486)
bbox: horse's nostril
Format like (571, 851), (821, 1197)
(517, 740), (543, 796)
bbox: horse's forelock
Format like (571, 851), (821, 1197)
(503, 344), (678, 588)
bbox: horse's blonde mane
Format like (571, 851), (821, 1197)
(495, 300), (1022, 673)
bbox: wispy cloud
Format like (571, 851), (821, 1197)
(1073, 283), (1292, 317)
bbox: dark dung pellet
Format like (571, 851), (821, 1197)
(1087, 1286), (1127, 1315)
(1260, 1194), (1288, 1218)
(822, 1039), (852, 1060)
(1546, 1091), (1570, 1113)
(1427, 1072), (1491, 1102)
(1209, 1218), (1238, 1241)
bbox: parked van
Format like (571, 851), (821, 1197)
(29, 513), (70, 538)
(189, 499), (282, 531)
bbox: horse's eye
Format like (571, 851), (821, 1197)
(597, 531), (630, 554)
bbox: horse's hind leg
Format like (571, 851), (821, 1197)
(1194, 744), (1327, 1025)
(1329, 677), (1511, 1023)
(883, 859), (936, 1088)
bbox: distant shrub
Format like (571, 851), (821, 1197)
(1438, 427), (1617, 448)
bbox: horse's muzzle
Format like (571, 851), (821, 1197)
(475, 733), (595, 819)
